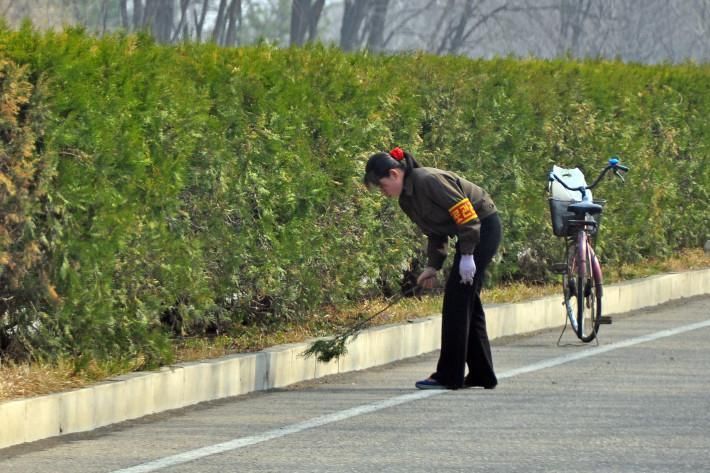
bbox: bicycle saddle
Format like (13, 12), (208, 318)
(567, 201), (603, 215)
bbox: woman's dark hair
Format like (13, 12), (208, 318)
(363, 147), (421, 187)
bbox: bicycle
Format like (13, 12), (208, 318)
(548, 157), (629, 343)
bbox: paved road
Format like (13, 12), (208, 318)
(1, 296), (709, 473)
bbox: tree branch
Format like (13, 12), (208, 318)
(1, 0), (15, 18)
(383, 0), (438, 48)
(460, 3), (510, 45)
(171, 0), (191, 43)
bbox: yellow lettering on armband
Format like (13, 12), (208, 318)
(448, 198), (478, 225)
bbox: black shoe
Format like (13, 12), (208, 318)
(415, 378), (448, 390)
(464, 378), (497, 390)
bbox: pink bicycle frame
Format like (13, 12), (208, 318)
(577, 231), (603, 285)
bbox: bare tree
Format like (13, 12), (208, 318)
(99, 0), (109, 34)
(3, 0), (708, 62)
(132, 0), (144, 28)
(433, 0), (516, 55)
(558, 0), (591, 56)
(119, 0), (129, 29)
(224, 0), (243, 45)
(365, 0), (390, 51)
(194, 0), (210, 41)
(339, 0), (391, 51)
(111, 0), (175, 42)
(1, 0), (16, 17)
(170, 0), (190, 41)
(382, 0), (438, 49)
(609, 0), (677, 63)
(212, 0), (229, 42)
(374, 0), (547, 56)
(576, 0), (619, 58)
(685, 0), (710, 61)
(290, 0), (325, 46)
(340, 0), (369, 50)
(150, 0), (175, 42)
(437, 0), (475, 54)
(209, 0), (244, 45)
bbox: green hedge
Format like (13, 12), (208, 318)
(1, 24), (708, 364)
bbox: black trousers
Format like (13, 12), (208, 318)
(433, 213), (502, 389)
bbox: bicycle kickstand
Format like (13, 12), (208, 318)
(556, 303), (569, 347)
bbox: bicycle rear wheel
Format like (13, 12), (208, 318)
(575, 236), (602, 342)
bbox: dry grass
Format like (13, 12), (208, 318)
(0, 356), (144, 401)
(2, 249), (708, 402)
(608, 248), (710, 281)
(0, 359), (92, 401)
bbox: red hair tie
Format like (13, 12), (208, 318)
(389, 147), (405, 161)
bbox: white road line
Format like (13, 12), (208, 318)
(499, 318), (710, 379)
(112, 318), (710, 473)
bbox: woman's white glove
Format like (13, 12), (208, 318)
(459, 254), (476, 285)
(416, 266), (438, 289)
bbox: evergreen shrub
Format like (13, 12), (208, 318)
(1, 25), (707, 363)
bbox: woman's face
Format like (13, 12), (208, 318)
(377, 168), (404, 198)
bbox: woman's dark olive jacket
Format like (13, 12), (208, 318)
(398, 167), (497, 270)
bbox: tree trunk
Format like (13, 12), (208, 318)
(142, 0), (157, 28)
(119, 0), (129, 29)
(340, 0), (370, 51)
(133, 0), (144, 29)
(558, 0), (593, 57)
(1, 0), (16, 18)
(151, 0), (174, 43)
(100, 0), (109, 34)
(290, 0), (306, 45)
(307, 0), (325, 43)
(225, 0), (243, 46)
(172, 0), (190, 43)
(438, 0), (475, 55)
(366, 0), (389, 52)
(194, 0), (210, 42)
(212, 0), (229, 43)
(290, 0), (325, 46)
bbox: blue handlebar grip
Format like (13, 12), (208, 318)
(609, 156), (620, 166)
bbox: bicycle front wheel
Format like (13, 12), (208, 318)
(575, 237), (602, 342)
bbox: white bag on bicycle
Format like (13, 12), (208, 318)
(549, 165), (594, 237)
(549, 165), (593, 202)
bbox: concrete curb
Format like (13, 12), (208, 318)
(1, 269), (708, 450)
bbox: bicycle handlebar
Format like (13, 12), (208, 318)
(548, 156), (629, 200)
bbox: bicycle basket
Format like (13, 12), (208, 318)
(548, 165), (604, 237)
(549, 198), (605, 237)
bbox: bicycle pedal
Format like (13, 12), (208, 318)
(599, 316), (613, 324)
(551, 263), (567, 274)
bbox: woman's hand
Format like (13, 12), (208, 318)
(459, 254), (476, 285)
(416, 266), (438, 289)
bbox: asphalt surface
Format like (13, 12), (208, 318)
(1, 296), (709, 473)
